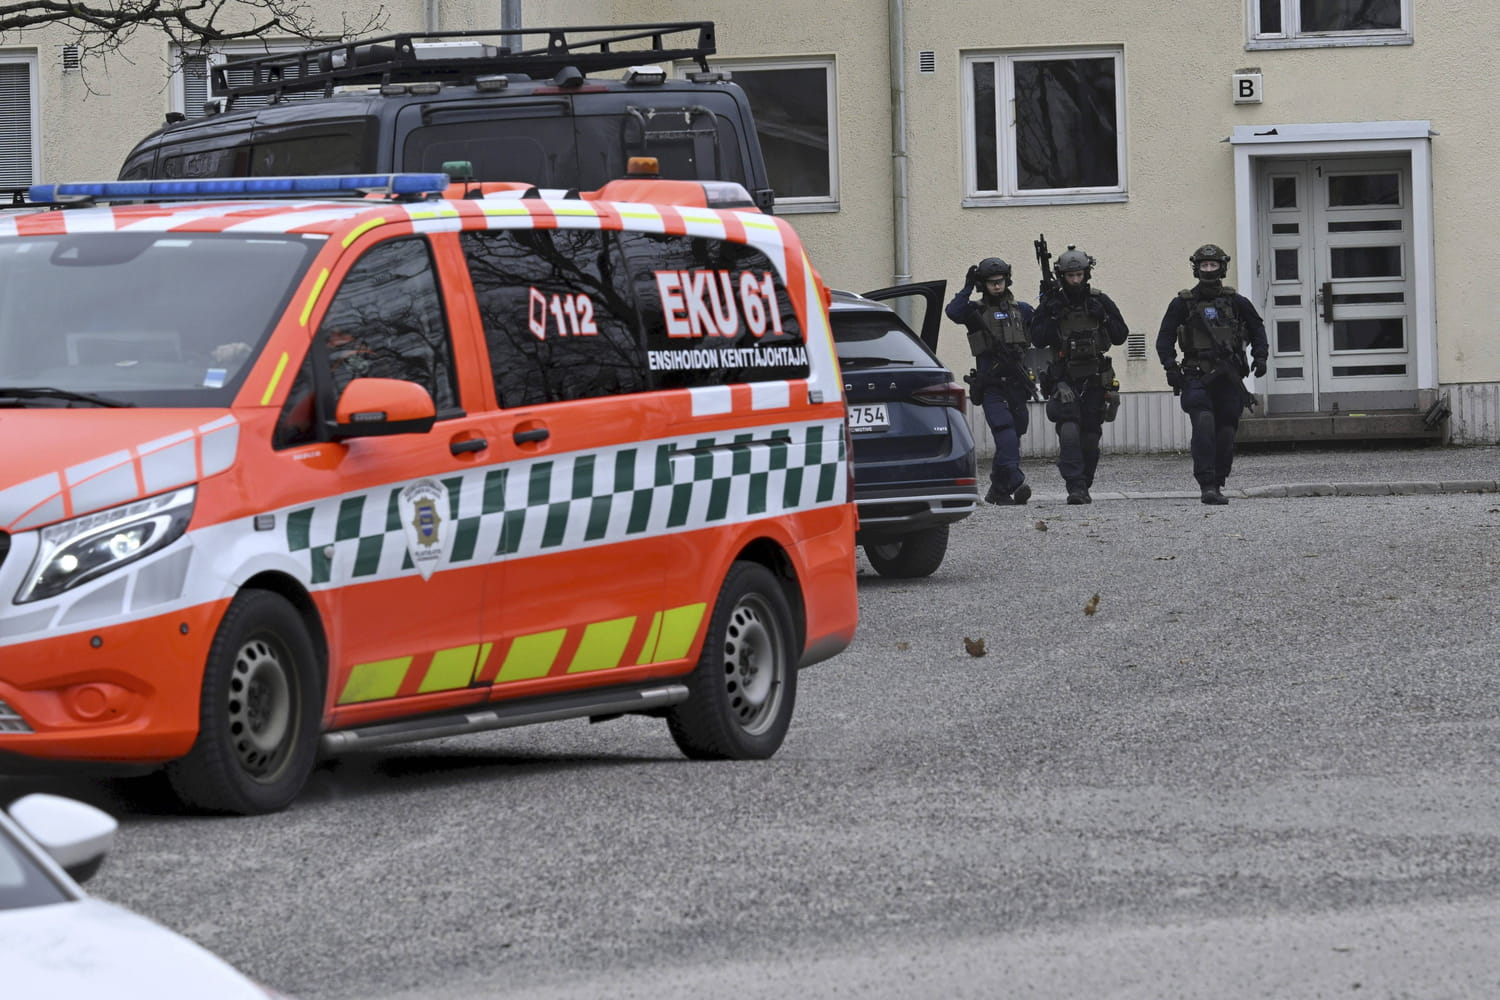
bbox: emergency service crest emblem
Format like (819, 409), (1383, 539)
(398, 479), (448, 581)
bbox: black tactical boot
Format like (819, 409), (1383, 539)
(1200, 487), (1229, 505)
(1067, 486), (1091, 505)
(1011, 482), (1032, 505)
(984, 484), (1011, 505)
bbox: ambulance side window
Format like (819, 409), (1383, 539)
(460, 228), (648, 407)
(273, 237), (457, 448)
(617, 233), (808, 389)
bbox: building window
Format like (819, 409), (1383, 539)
(172, 42), (321, 118)
(716, 59), (837, 213)
(0, 57), (38, 189)
(1249, 0), (1412, 48)
(963, 49), (1125, 206)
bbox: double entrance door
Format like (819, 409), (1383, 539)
(1259, 155), (1417, 414)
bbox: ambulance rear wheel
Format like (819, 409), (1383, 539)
(667, 562), (797, 760)
(166, 590), (320, 815)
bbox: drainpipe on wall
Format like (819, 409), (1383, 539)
(424, 0), (439, 32)
(502, 0), (522, 53)
(888, 0), (912, 286)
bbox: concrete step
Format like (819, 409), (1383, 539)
(1238, 408), (1446, 444)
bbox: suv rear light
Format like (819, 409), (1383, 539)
(910, 381), (968, 415)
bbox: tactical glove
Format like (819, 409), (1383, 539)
(966, 264), (979, 288)
(1251, 357), (1267, 378)
(1164, 365), (1187, 392)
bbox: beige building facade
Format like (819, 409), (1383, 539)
(5, 1), (1498, 451)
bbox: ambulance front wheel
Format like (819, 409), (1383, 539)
(667, 562), (797, 760)
(166, 590), (321, 815)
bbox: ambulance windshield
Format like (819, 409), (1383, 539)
(0, 232), (320, 407)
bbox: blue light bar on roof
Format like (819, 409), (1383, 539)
(28, 173), (451, 203)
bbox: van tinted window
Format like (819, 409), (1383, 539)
(620, 233), (808, 388)
(461, 228), (648, 406)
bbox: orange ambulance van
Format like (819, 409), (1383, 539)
(0, 172), (858, 814)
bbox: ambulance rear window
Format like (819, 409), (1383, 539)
(0, 233), (318, 406)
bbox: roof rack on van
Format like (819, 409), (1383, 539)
(214, 22), (716, 106)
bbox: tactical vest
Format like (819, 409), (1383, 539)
(1056, 293), (1110, 380)
(967, 295), (1029, 357)
(1176, 285), (1244, 361)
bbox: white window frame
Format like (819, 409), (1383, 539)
(0, 52), (40, 189)
(1247, 0), (1413, 50)
(962, 47), (1127, 208)
(704, 57), (838, 215)
(169, 40), (310, 118)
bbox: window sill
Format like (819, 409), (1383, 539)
(961, 192), (1128, 209)
(774, 201), (840, 215)
(1246, 35), (1412, 51)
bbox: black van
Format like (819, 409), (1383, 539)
(117, 22), (776, 212)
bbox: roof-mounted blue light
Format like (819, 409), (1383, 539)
(28, 173), (451, 204)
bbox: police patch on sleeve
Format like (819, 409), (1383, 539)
(398, 479), (448, 581)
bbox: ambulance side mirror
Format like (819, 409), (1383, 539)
(329, 377), (437, 439)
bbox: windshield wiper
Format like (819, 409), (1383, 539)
(0, 386), (136, 408)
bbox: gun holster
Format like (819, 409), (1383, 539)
(964, 369), (985, 406)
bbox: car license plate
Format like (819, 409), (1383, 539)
(848, 403), (889, 432)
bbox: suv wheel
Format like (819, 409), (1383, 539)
(864, 525), (950, 578)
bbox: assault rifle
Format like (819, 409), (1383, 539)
(964, 346), (1040, 405)
(1034, 233), (1059, 301)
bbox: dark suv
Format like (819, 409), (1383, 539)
(831, 283), (978, 578)
(117, 22), (775, 212)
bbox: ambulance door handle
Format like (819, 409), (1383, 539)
(450, 437), (487, 455)
(513, 427), (549, 444)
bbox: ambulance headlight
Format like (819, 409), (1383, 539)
(17, 487), (196, 604)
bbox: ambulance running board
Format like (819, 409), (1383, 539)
(319, 682), (690, 755)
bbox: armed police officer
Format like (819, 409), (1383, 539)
(1029, 246), (1129, 505)
(1157, 243), (1268, 505)
(946, 256), (1037, 504)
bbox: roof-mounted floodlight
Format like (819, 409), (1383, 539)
(28, 173), (452, 204)
(623, 65), (667, 85)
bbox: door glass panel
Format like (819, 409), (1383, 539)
(1300, 0), (1401, 32)
(1333, 363), (1406, 376)
(1330, 245), (1400, 278)
(1274, 295), (1301, 306)
(1328, 220), (1401, 233)
(1334, 292), (1404, 304)
(1332, 317), (1403, 352)
(1276, 366), (1304, 379)
(1271, 176), (1297, 208)
(1327, 173), (1399, 206)
(1276, 320), (1301, 353)
(1274, 248), (1299, 280)
(1271, 222), (1299, 234)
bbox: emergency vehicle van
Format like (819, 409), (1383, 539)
(0, 170), (858, 815)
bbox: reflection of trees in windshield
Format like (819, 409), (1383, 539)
(461, 228), (649, 407)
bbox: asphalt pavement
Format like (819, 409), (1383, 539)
(1012, 441), (1500, 504)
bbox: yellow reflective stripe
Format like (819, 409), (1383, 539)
(553, 205), (600, 217)
(259, 351), (290, 406)
(299, 268), (330, 327)
(646, 603), (707, 662)
(482, 205), (532, 216)
(338, 657), (412, 704)
(619, 209), (661, 222)
(341, 217), (386, 248)
(497, 629), (566, 682)
(419, 644), (482, 694)
(567, 617), (635, 673)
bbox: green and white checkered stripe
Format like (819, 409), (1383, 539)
(283, 419), (846, 587)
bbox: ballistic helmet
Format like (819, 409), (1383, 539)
(1190, 243), (1231, 280)
(974, 257), (1012, 282)
(1053, 246), (1094, 281)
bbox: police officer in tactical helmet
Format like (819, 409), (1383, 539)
(946, 255), (1037, 505)
(1029, 245), (1129, 504)
(1157, 243), (1269, 505)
